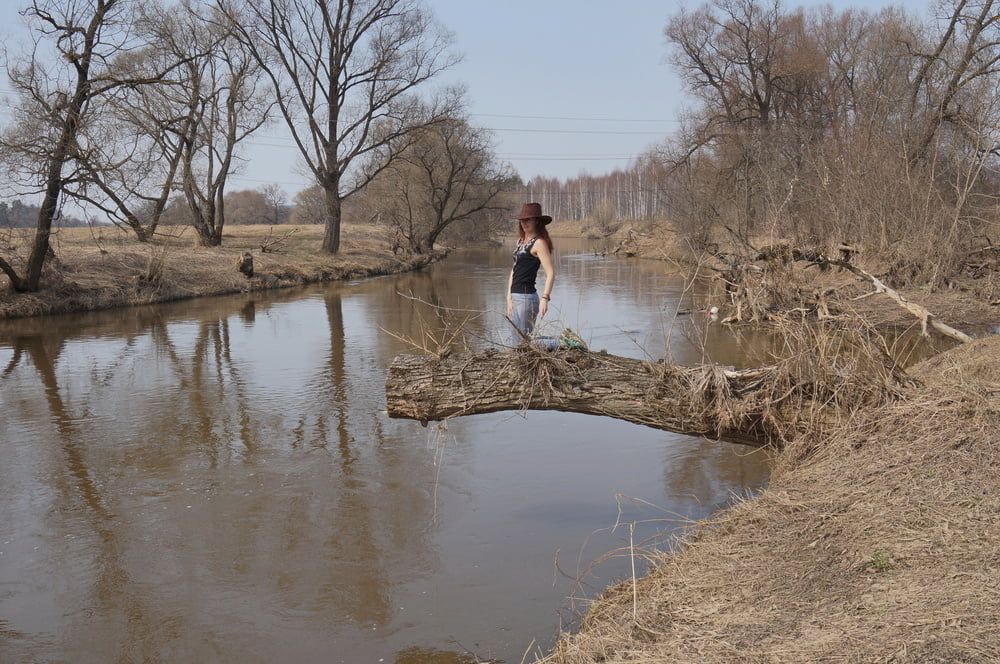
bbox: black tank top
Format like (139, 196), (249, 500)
(511, 237), (541, 294)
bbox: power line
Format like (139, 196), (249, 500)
(247, 138), (647, 153)
(250, 126), (667, 137)
(226, 176), (659, 194)
(246, 124), (670, 146)
(1, 91), (675, 134)
(0, 89), (674, 127)
(499, 152), (640, 157)
(502, 156), (634, 161)
(248, 132), (655, 147)
(488, 126), (665, 135)
(245, 138), (644, 160)
(228, 174), (312, 187)
(2, 97), (672, 137)
(471, 112), (678, 124)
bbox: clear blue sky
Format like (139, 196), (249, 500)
(0, 0), (931, 197)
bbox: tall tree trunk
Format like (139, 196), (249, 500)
(21, 168), (62, 291)
(322, 184), (341, 254)
(136, 226), (155, 243)
(191, 203), (222, 247)
(197, 227), (222, 247)
(17, 68), (92, 292)
(214, 177), (227, 246)
(422, 218), (445, 253)
(13, 0), (107, 293)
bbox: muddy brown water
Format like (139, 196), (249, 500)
(0, 240), (774, 663)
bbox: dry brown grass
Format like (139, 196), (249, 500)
(540, 336), (1000, 663)
(613, 231), (1000, 330)
(546, 219), (589, 238)
(0, 224), (441, 320)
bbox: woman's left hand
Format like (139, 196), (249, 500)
(539, 297), (549, 319)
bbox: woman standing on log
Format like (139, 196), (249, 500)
(506, 202), (555, 347)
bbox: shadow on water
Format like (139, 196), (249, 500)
(1, 239), (776, 663)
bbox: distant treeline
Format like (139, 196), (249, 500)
(156, 185), (356, 227)
(517, 157), (668, 222)
(157, 187), (293, 227)
(0, 201), (88, 228)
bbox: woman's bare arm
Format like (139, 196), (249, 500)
(506, 268), (514, 317)
(534, 241), (555, 318)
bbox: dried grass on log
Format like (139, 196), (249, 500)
(386, 318), (914, 447)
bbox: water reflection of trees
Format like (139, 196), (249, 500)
(0, 281), (448, 656)
(0, 332), (172, 659)
(657, 438), (772, 520)
(0, 245), (786, 660)
(363, 262), (496, 356)
(144, 313), (258, 465)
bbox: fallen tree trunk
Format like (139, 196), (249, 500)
(386, 348), (827, 447)
(826, 259), (973, 343)
(712, 244), (975, 342)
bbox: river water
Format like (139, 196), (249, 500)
(0, 239), (772, 663)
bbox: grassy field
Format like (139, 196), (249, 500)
(0, 224), (440, 320)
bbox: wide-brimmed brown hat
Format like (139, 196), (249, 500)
(516, 202), (552, 225)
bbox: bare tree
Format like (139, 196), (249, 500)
(66, 8), (203, 242)
(0, 0), (177, 291)
(289, 184), (327, 225)
(220, 0), (461, 254)
(365, 118), (513, 253)
(658, 0), (1000, 288)
(259, 183), (287, 225)
(908, 0), (1000, 162)
(666, 0), (793, 131)
(165, 2), (274, 247)
(222, 188), (269, 224)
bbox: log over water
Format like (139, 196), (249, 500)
(386, 349), (795, 447)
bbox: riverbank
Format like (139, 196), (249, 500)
(0, 224), (443, 320)
(542, 335), (1000, 662)
(547, 218), (999, 331)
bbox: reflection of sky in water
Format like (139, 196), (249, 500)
(0, 239), (772, 664)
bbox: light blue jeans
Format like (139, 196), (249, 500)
(508, 292), (539, 346)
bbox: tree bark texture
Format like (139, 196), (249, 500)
(386, 349), (803, 447)
(322, 185), (341, 254)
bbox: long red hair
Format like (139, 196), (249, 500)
(517, 219), (554, 252)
